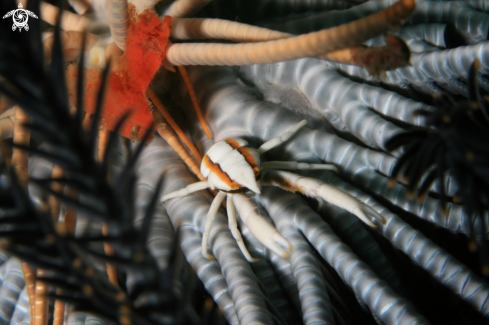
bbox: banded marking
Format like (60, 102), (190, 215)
(203, 155), (242, 190)
(224, 139), (260, 177)
(225, 138), (242, 149)
(237, 147), (260, 177)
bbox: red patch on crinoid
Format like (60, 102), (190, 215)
(67, 10), (172, 141)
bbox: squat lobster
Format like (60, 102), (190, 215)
(160, 120), (387, 262)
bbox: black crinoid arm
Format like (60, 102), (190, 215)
(0, 0), (221, 324)
(385, 60), (489, 258)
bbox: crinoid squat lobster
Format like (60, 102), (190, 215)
(160, 120), (386, 262)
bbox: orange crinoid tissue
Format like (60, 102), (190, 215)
(67, 10), (172, 141)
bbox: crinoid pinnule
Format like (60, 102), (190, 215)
(385, 60), (489, 267)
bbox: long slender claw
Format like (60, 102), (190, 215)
(227, 194), (261, 263)
(274, 233), (293, 252)
(263, 170), (386, 229)
(353, 204), (387, 228)
(267, 233), (292, 259)
(204, 252), (216, 260)
(232, 193), (293, 259)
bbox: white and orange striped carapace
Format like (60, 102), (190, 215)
(161, 120), (386, 263)
(201, 138), (261, 194)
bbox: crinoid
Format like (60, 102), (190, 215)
(385, 60), (489, 267)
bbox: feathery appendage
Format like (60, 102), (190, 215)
(385, 60), (489, 270)
(0, 0), (224, 323)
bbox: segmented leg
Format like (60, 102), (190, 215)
(155, 122), (203, 180)
(12, 106), (30, 187)
(261, 161), (338, 173)
(201, 191), (227, 259)
(147, 86), (203, 162)
(177, 66), (213, 139)
(52, 289), (65, 325)
(261, 170), (387, 227)
(97, 123), (119, 286)
(232, 193), (292, 258)
(258, 120), (307, 154)
(102, 224), (119, 286)
(21, 262), (36, 324)
(160, 180), (210, 202)
(226, 194), (260, 262)
(11, 106), (38, 321)
(33, 269), (48, 325)
(49, 165), (64, 222)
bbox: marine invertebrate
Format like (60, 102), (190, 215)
(161, 120), (385, 262)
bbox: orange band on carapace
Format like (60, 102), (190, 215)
(237, 147), (260, 177)
(224, 138), (241, 149)
(203, 155), (242, 190)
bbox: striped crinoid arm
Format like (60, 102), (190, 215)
(12, 106), (30, 187)
(170, 18), (411, 75)
(10, 105), (39, 322)
(162, 0), (213, 18)
(165, 0), (415, 65)
(107, 0), (129, 51)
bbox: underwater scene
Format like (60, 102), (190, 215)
(0, 0), (489, 324)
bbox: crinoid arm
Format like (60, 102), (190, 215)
(261, 170), (387, 227)
(232, 193), (293, 258)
